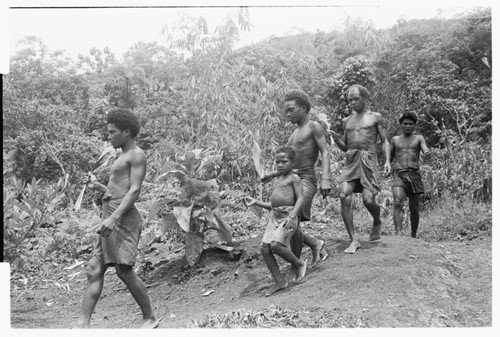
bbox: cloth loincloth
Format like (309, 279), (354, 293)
(294, 167), (317, 222)
(261, 206), (298, 247)
(338, 149), (380, 194)
(392, 167), (424, 195)
(93, 197), (143, 266)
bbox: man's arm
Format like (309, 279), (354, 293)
(376, 113), (391, 175)
(419, 135), (431, 162)
(312, 122), (331, 197)
(286, 176), (304, 228)
(98, 150), (146, 237)
(331, 117), (348, 152)
(389, 137), (396, 163)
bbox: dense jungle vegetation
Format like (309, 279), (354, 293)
(3, 7), (491, 272)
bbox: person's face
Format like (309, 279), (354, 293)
(107, 123), (128, 148)
(401, 119), (415, 136)
(347, 88), (365, 112)
(285, 100), (306, 124)
(275, 152), (293, 175)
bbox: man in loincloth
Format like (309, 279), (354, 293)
(262, 89), (330, 271)
(331, 84), (391, 254)
(390, 111), (430, 238)
(246, 146), (307, 296)
(74, 109), (158, 329)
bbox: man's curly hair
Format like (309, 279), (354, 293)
(284, 89), (311, 113)
(399, 111), (418, 124)
(347, 84), (369, 99)
(107, 108), (140, 138)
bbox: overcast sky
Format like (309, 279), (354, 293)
(5, 0), (493, 64)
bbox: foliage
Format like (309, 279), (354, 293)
(148, 148), (233, 266)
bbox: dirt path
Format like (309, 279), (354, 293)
(10, 229), (491, 328)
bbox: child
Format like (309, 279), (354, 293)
(245, 146), (307, 296)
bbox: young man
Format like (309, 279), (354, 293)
(75, 109), (158, 329)
(390, 111), (430, 238)
(246, 147), (307, 296)
(263, 89), (330, 270)
(331, 84), (391, 254)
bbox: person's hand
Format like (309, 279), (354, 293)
(319, 180), (331, 199)
(284, 215), (297, 229)
(96, 216), (118, 237)
(82, 172), (98, 190)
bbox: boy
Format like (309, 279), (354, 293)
(390, 111), (430, 238)
(246, 146), (307, 296)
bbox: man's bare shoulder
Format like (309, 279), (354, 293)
(124, 146), (147, 163)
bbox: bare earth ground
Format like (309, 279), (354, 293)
(9, 202), (492, 329)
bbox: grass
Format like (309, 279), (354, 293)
(187, 305), (373, 328)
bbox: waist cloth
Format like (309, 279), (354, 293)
(261, 206), (298, 248)
(338, 149), (380, 194)
(294, 167), (317, 222)
(392, 167), (424, 195)
(93, 198), (143, 266)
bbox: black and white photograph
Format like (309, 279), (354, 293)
(2, 0), (494, 331)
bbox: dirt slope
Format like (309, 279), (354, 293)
(10, 229), (492, 328)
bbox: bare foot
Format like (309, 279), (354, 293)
(295, 260), (307, 283)
(285, 267), (296, 282)
(344, 240), (361, 254)
(311, 239), (325, 266)
(369, 219), (381, 241)
(72, 323), (89, 329)
(139, 318), (159, 329)
(265, 280), (288, 296)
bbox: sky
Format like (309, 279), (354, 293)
(3, 0), (494, 69)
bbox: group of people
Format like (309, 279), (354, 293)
(246, 85), (429, 296)
(74, 84), (429, 328)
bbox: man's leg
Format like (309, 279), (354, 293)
(260, 244), (287, 296)
(75, 256), (106, 328)
(339, 181), (360, 253)
(115, 264), (158, 328)
(408, 194), (420, 238)
(362, 189), (382, 241)
(303, 234), (325, 266)
(392, 187), (406, 236)
(286, 228), (303, 281)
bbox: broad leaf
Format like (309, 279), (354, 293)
(213, 213), (233, 243)
(147, 198), (176, 221)
(251, 140), (263, 177)
(173, 203), (193, 232)
(185, 231), (204, 266)
(184, 178), (218, 199)
(160, 213), (178, 235)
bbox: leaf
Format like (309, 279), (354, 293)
(251, 140), (263, 177)
(213, 213), (233, 243)
(160, 213), (178, 235)
(184, 178), (218, 199)
(185, 231), (204, 266)
(147, 198), (175, 221)
(173, 204), (193, 232)
(249, 205), (264, 219)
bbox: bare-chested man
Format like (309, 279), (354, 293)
(262, 90), (330, 270)
(331, 84), (391, 254)
(390, 111), (430, 238)
(75, 109), (158, 329)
